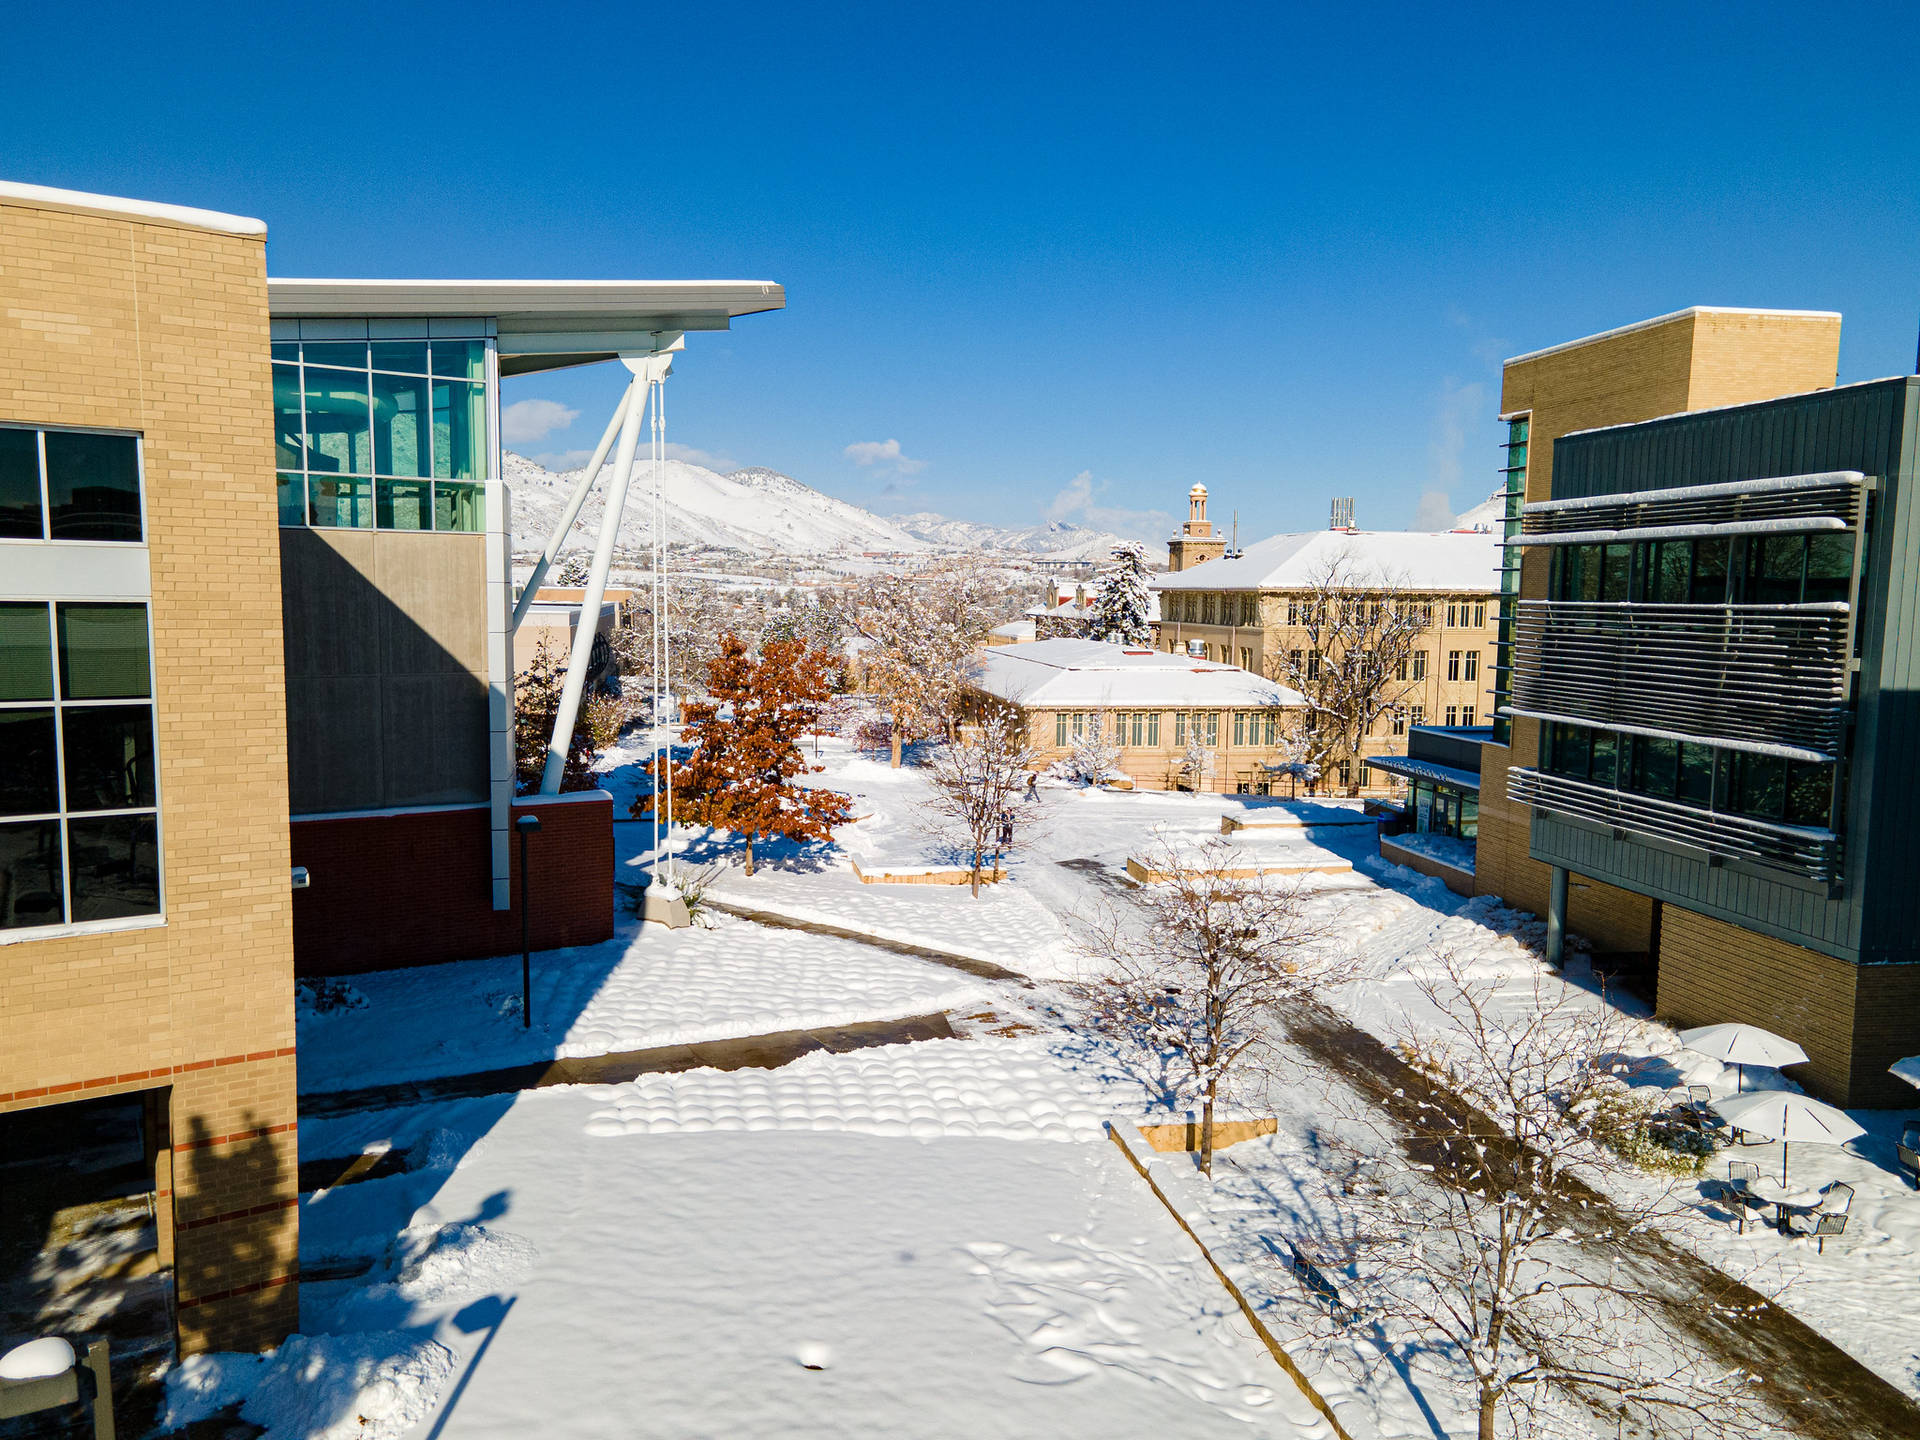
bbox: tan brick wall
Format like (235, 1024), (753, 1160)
(0, 193), (296, 1351)
(1684, 311), (1841, 411)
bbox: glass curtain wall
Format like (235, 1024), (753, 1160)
(274, 338), (488, 532)
(1489, 416), (1527, 744)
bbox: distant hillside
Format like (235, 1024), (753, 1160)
(889, 512), (1145, 563)
(505, 451), (1150, 563)
(504, 453), (927, 556)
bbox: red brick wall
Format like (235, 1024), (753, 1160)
(289, 795), (615, 976)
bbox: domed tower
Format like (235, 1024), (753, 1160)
(1167, 483), (1227, 572)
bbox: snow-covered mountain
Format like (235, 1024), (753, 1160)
(889, 513), (1143, 563)
(504, 451), (1148, 562)
(504, 453), (927, 556)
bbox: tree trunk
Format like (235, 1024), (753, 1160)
(890, 723), (903, 769)
(969, 847), (981, 898)
(744, 833), (756, 877)
(1200, 1078), (1217, 1176)
(1478, 1386), (1498, 1440)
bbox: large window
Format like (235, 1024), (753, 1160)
(1540, 720), (1834, 830)
(0, 426), (144, 543)
(1549, 534), (1853, 607)
(0, 601), (161, 930)
(273, 337), (488, 533)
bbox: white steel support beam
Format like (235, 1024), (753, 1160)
(539, 353), (672, 793)
(511, 388), (632, 632)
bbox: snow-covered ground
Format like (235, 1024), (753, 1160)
(186, 734), (1920, 1435)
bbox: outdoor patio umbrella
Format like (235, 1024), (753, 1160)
(1710, 1090), (1865, 1185)
(1891, 1056), (1920, 1091)
(1678, 1023), (1809, 1093)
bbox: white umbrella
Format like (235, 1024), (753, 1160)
(1678, 1023), (1809, 1093)
(1711, 1090), (1865, 1185)
(1890, 1056), (1920, 1091)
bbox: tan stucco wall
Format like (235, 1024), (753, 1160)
(0, 192), (296, 1350)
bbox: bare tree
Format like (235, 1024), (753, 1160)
(838, 559), (1013, 766)
(921, 712), (1038, 896)
(1325, 952), (1772, 1440)
(1074, 836), (1335, 1174)
(1265, 552), (1427, 795)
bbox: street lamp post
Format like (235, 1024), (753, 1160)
(516, 812), (542, 1029)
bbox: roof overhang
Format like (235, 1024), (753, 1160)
(266, 277), (785, 376)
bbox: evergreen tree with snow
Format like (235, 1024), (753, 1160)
(1088, 542), (1155, 646)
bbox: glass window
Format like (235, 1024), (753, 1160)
(1233, 711), (1245, 746)
(44, 431), (142, 542)
(302, 340), (368, 369)
(1752, 535), (1807, 606)
(304, 368), (373, 476)
(0, 819), (65, 930)
(1146, 712), (1160, 746)
(67, 814), (159, 922)
(0, 603), (54, 701)
(433, 482), (484, 533)
(433, 378), (486, 480)
(371, 341), (430, 375)
(1589, 730), (1618, 788)
(273, 364), (304, 471)
(376, 479), (432, 532)
(1649, 540), (1691, 603)
(0, 709), (58, 815)
(310, 477), (374, 530)
(0, 601), (159, 928)
(0, 427), (43, 539)
(1678, 742), (1714, 805)
(1599, 543), (1632, 602)
(1732, 751), (1786, 820)
(1055, 712), (1067, 746)
(1805, 534), (1852, 606)
(271, 341), (300, 362)
(1635, 736), (1679, 798)
(1206, 712), (1219, 747)
(1691, 539), (1730, 603)
(277, 472), (306, 526)
(1786, 761), (1832, 827)
(62, 705), (157, 812)
(1174, 711), (1187, 745)
(1573, 545), (1602, 602)
(373, 371), (432, 478)
(58, 605), (151, 699)
(431, 340), (485, 380)
(1555, 722), (1590, 780)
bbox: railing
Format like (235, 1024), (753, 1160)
(1506, 767), (1841, 884)
(1520, 470), (1865, 538)
(1508, 601), (1849, 758)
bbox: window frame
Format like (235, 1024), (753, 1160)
(0, 598), (165, 940)
(0, 422), (150, 547)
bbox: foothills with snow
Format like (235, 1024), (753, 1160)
(504, 450), (1148, 562)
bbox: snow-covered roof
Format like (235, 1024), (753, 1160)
(989, 619), (1038, 640)
(0, 179), (266, 236)
(1153, 529), (1501, 593)
(968, 639), (1305, 709)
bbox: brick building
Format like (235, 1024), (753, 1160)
(1151, 497), (1502, 793)
(1470, 307), (1842, 962)
(0, 180), (783, 1368)
(965, 638), (1307, 793)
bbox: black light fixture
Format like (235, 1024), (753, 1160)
(515, 813), (542, 1029)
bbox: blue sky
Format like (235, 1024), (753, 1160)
(6, 2), (1918, 540)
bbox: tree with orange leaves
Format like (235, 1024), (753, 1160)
(637, 632), (852, 876)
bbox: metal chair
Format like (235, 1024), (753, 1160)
(1804, 1211), (1848, 1254)
(1718, 1160), (1771, 1234)
(1897, 1122), (1920, 1188)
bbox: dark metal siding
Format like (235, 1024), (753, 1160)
(1538, 377), (1920, 962)
(1406, 726), (1487, 774)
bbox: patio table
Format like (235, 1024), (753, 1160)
(1747, 1178), (1823, 1232)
